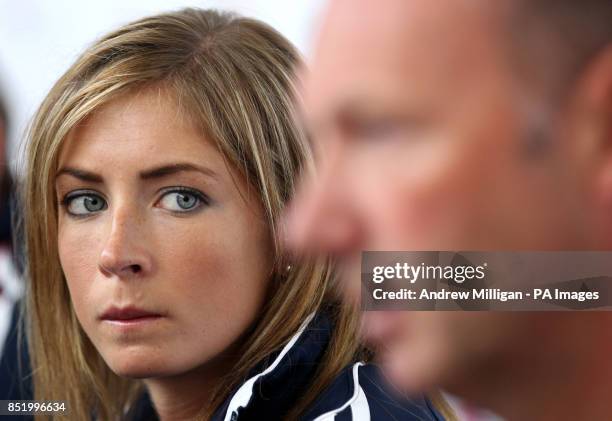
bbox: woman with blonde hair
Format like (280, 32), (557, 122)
(22, 8), (446, 420)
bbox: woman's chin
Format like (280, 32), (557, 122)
(102, 350), (176, 379)
(110, 361), (167, 379)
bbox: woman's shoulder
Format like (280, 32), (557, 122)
(301, 362), (444, 421)
(212, 312), (445, 421)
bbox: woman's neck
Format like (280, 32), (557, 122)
(144, 357), (234, 421)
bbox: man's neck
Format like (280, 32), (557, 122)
(472, 317), (612, 421)
(491, 328), (612, 421)
(496, 363), (612, 421)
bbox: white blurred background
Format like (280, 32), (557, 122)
(0, 0), (326, 170)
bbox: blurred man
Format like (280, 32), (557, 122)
(287, 0), (612, 420)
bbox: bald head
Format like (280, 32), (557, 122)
(314, 0), (612, 104)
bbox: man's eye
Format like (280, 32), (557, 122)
(354, 120), (401, 140)
(64, 193), (107, 216)
(157, 189), (207, 213)
(340, 114), (407, 142)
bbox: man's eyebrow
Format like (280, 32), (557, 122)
(139, 163), (218, 180)
(308, 95), (372, 133)
(56, 167), (103, 183)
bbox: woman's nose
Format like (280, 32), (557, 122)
(98, 207), (153, 278)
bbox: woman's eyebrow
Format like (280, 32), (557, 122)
(139, 163), (218, 180)
(55, 163), (218, 183)
(56, 167), (103, 183)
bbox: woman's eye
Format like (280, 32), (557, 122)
(64, 193), (107, 216)
(157, 189), (206, 213)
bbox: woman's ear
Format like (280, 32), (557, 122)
(269, 251), (293, 284)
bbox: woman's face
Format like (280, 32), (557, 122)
(56, 89), (273, 378)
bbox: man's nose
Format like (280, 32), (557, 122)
(98, 206), (153, 278)
(284, 148), (364, 255)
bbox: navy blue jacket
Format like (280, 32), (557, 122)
(0, 302), (32, 403)
(0, 303), (33, 421)
(131, 312), (443, 421)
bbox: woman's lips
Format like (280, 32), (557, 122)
(100, 306), (164, 325)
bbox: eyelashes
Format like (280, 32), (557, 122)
(155, 187), (210, 213)
(60, 190), (107, 217)
(59, 187), (211, 218)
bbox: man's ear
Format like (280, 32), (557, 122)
(577, 46), (612, 207)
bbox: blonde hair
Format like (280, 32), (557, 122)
(22, 8), (360, 420)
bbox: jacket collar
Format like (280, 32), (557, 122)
(212, 312), (332, 420)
